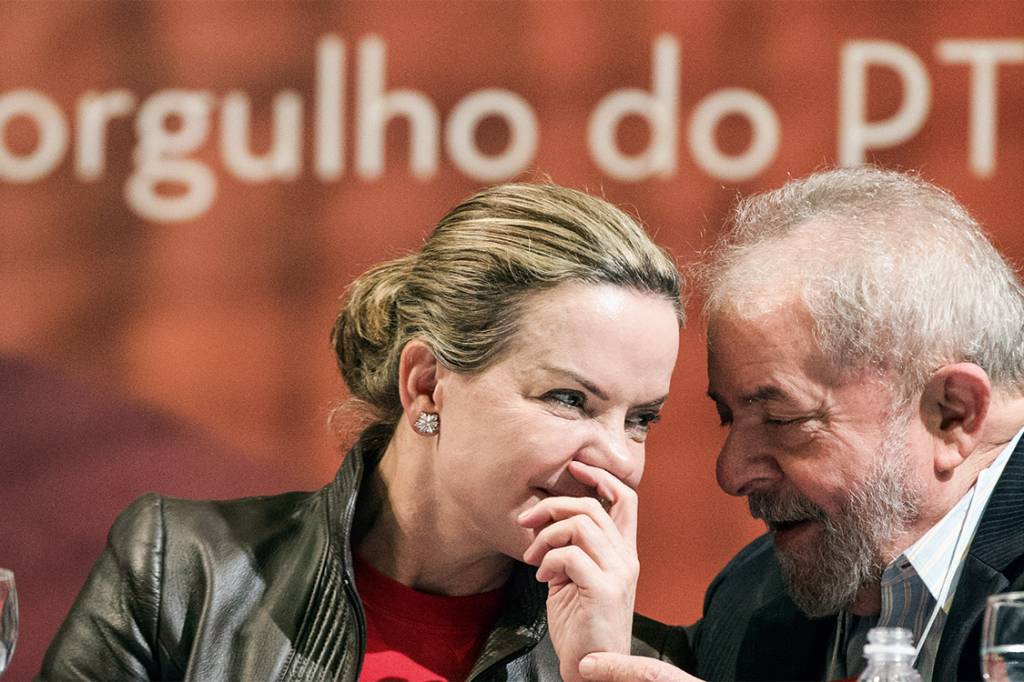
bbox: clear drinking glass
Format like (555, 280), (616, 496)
(982, 592), (1024, 681)
(0, 569), (16, 678)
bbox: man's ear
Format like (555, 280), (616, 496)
(921, 363), (991, 473)
(398, 340), (442, 431)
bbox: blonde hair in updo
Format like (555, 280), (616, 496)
(331, 182), (683, 431)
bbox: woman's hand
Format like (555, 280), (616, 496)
(518, 460), (639, 682)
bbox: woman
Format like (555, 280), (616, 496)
(40, 183), (683, 681)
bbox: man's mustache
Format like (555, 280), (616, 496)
(748, 490), (829, 526)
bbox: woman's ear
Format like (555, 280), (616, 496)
(921, 363), (991, 473)
(398, 340), (441, 431)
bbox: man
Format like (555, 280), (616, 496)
(587, 167), (1024, 681)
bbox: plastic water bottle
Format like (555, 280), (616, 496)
(857, 627), (923, 682)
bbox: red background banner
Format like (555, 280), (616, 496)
(2, 3), (1022, 678)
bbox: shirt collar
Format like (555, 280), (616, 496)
(902, 426), (1023, 605)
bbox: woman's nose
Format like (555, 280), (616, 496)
(715, 427), (782, 497)
(578, 420), (644, 488)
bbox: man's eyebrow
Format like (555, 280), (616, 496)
(741, 385), (793, 405)
(539, 366), (609, 401)
(706, 386), (793, 405)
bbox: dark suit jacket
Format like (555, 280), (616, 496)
(636, 435), (1024, 681)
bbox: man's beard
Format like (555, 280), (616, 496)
(748, 414), (923, 617)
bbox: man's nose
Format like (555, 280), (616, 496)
(578, 419), (644, 489)
(715, 427), (782, 497)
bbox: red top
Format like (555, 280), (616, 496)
(355, 554), (506, 681)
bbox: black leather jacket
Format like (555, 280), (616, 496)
(40, 425), (562, 680)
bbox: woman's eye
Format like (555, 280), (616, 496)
(627, 412), (661, 432)
(544, 390), (586, 411)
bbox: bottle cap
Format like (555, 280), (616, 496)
(863, 626), (916, 657)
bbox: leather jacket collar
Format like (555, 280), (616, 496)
(288, 423), (553, 680)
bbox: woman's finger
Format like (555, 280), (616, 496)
(567, 460), (638, 544)
(535, 544), (605, 586)
(518, 495), (619, 537)
(522, 513), (628, 572)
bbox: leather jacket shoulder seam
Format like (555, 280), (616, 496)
(154, 494), (167, 674)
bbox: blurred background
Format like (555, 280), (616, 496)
(2, 1), (1022, 678)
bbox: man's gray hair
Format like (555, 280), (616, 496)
(701, 166), (1024, 399)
